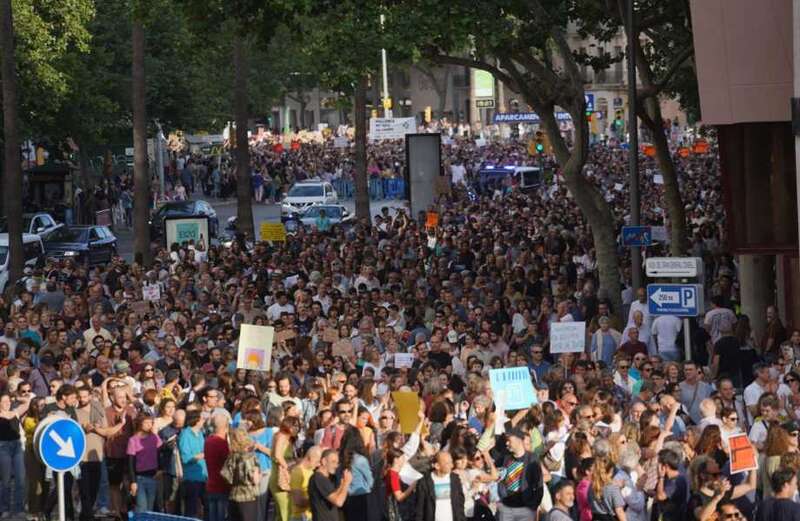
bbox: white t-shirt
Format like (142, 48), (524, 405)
(627, 300), (651, 327)
(432, 473), (454, 521)
(266, 302), (295, 322)
(743, 380), (792, 424)
(652, 315), (682, 354)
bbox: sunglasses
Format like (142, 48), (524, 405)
(338, 409), (352, 414)
(619, 364), (630, 369)
(722, 513), (743, 520)
(642, 367), (653, 372)
(787, 378), (797, 383)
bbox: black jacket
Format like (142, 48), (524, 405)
(415, 472), (467, 521)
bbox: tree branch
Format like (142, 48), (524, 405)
(426, 53), (519, 92)
(652, 44), (692, 94)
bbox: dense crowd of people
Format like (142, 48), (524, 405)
(1, 131), (797, 521)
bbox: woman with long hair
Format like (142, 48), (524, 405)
(268, 416), (300, 521)
(127, 413), (162, 512)
(221, 428), (261, 521)
(588, 456), (626, 521)
(0, 392), (30, 518)
(694, 425), (727, 468)
(384, 447), (416, 520)
(761, 425), (799, 497)
(339, 426), (375, 521)
(245, 409), (273, 520)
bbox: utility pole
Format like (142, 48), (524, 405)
(627, 0), (642, 292)
(380, 14), (392, 118)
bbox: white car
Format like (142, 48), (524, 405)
(0, 233), (45, 294)
(299, 204), (354, 228)
(281, 181), (338, 214)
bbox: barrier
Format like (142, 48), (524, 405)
(331, 178), (406, 200)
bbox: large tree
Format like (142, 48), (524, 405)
(233, 36), (255, 240)
(131, 7), (150, 265)
(1, 0), (23, 292)
(388, 0), (625, 315)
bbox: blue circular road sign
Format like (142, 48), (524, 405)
(35, 417), (86, 472)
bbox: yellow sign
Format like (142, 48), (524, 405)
(424, 106), (432, 123)
(383, 97), (392, 110)
(392, 391), (421, 434)
(260, 222), (287, 242)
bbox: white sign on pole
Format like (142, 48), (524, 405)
(645, 257), (702, 278)
(549, 322), (586, 353)
(333, 136), (349, 148)
(653, 174), (664, 184)
(142, 284), (161, 302)
(369, 117), (416, 140)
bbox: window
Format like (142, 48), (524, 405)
(595, 47), (606, 84)
(89, 229), (100, 242)
(612, 46), (624, 84)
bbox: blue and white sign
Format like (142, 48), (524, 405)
(585, 93), (595, 112)
(36, 417), (86, 472)
(647, 284), (704, 317)
(622, 226), (652, 247)
(492, 112), (573, 124)
(489, 367), (537, 410)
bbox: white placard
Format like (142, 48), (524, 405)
(369, 117), (416, 140)
(333, 136), (349, 148)
(236, 324), (274, 372)
(475, 138), (487, 148)
(614, 183), (624, 192)
(549, 321), (586, 353)
(653, 174), (664, 184)
(142, 284), (161, 302)
(394, 353), (415, 369)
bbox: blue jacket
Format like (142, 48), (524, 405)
(347, 453), (374, 495)
(178, 427), (207, 482)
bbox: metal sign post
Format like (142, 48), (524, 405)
(34, 416), (86, 521)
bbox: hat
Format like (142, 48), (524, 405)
(782, 420), (800, 433)
(115, 361), (130, 373)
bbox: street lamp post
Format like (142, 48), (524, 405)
(627, 0), (642, 292)
(380, 14), (392, 118)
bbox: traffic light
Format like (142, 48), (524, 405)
(424, 106), (432, 123)
(534, 131), (545, 154)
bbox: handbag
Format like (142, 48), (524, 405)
(277, 464), (292, 492)
(386, 495), (403, 521)
(542, 450), (561, 472)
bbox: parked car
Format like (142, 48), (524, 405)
(0, 233), (45, 294)
(281, 181), (338, 213)
(149, 200), (219, 240)
(44, 225), (117, 266)
(0, 212), (63, 240)
(298, 204), (354, 228)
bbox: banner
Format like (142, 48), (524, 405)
(550, 322), (586, 353)
(392, 391), (421, 434)
(492, 112), (572, 124)
(369, 117), (416, 140)
(236, 324), (274, 372)
(489, 367), (536, 410)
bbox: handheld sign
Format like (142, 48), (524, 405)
(35, 416), (86, 472)
(550, 322), (586, 353)
(729, 433), (758, 474)
(489, 367), (536, 411)
(236, 324), (274, 372)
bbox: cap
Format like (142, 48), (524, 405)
(115, 361), (130, 373)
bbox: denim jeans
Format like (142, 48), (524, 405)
(135, 475), (158, 513)
(183, 480), (206, 519)
(207, 493), (229, 521)
(0, 440), (25, 513)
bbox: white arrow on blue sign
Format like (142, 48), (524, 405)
(647, 284), (704, 317)
(35, 416), (86, 472)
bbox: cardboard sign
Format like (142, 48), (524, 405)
(130, 301), (149, 316)
(489, 367), (537, 411)
(643, 145), (656, 157)
(142, 284), (161, 302)
(729, 433), (758, 474)
(425, 212), (439, 229)
(236, 324), (274, 372)
(549, 321), (586, 353)
(392, 391), (421, 434)
(331, 339), (355, 358)
(260, 222), (287, 242)
(275, 328), (297, 345)
(322, 328), (339, 344)
(394, 353), (415, 369)
(678, 147), (690, 158)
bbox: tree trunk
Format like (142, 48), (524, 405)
(436, 68), (450, 118)
(132, 19), (151, 266)
(354, 76), (370, 221)
(641, 100), (688, 255)
(234, 38), (255, 240)
(1, 0), (24, 295)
